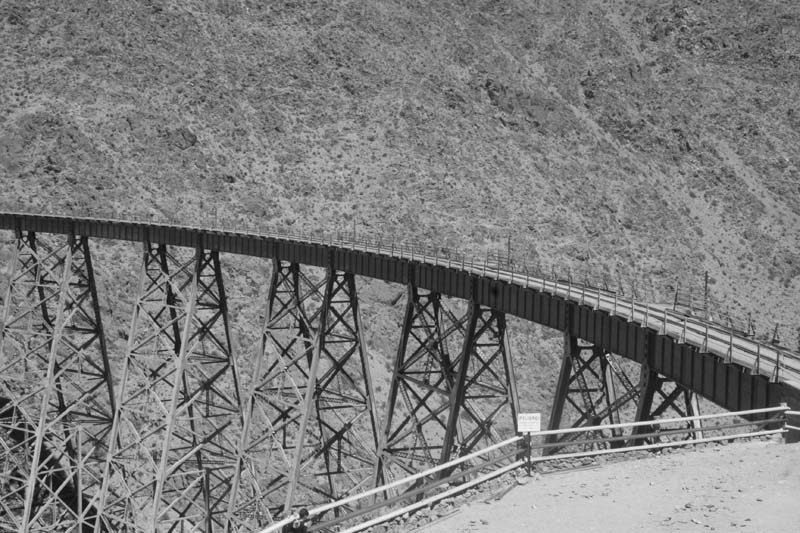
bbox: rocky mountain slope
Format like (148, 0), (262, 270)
(1, 0), (799, 419)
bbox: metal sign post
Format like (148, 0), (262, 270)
(517, 413), (541, 475)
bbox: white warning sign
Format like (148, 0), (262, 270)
(517, 412), (541, 434)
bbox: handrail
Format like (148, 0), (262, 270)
(310, 435), (521, 518)
(260, 405), (790, 533)
(256, 436), (522, 533)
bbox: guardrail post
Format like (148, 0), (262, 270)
(755, 343), (761, 375)
(629, 292), (635, 322)
(596, 283), (601, 311)
(726, 314), (734, 363)
(681, 315), (687, 344)
(772, 323), (781, 345)
(524, 434), (532, 476)
(566, 268), (572, 300)
(673, 279), (679, 310)
(786, 407), (800, 444)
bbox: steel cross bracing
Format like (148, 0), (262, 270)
(280, 266), (381, 517)
(92, 242), (243, 532)
(546, 334), (702, 452)
(228, 259), (325, 525)
(545, 336), (640, 453)
(0, 231), (114, 532)
(378, 285), (465, 485)
(631, 369), (703, 444)
(440, 301), (520, 465)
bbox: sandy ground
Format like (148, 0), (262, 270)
(416, 439), (800, 532)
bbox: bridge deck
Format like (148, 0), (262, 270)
(2, 212), (799, 410)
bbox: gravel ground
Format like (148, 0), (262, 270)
(400, 438), (800, 532)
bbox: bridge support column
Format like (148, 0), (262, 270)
(282, 268), (381, 517)
(632, 367), (702, 444)
(228, 259), (323, 525)
(0, 231), (114, 532)
(95, 241), (242, 532)
(378, 284), (465, 485)
(545, 335), (639, 454)
(440, 302), (520, 465)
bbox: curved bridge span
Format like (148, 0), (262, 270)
(1, 212), (798, 532)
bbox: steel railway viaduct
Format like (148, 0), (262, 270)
(1, 212), (799, 532)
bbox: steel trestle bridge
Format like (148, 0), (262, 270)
(1, 212), (798, 532)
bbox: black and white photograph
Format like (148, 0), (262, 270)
(1, 1), (799, 531)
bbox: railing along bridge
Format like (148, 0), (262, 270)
(0, 212), (798, 532)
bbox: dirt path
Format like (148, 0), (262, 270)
(416, 439), (800, 532)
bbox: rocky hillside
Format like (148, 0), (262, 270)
(1, 0), (799, 417)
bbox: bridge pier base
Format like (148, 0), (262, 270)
(632, 367), (702, 444)
(545, 334), (640, 454)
